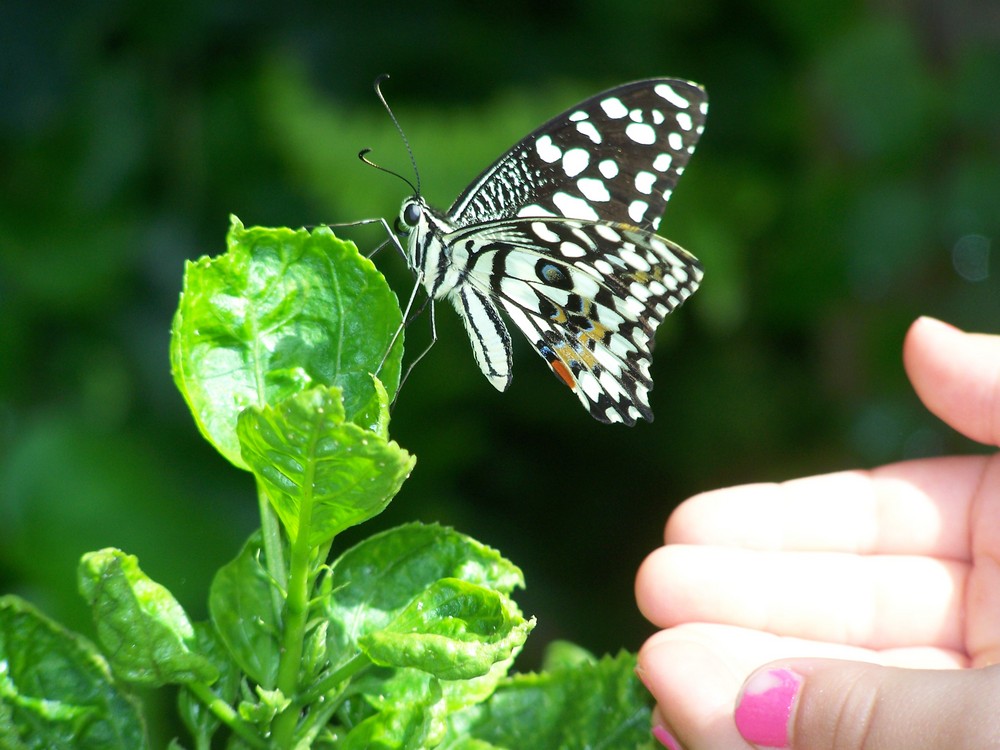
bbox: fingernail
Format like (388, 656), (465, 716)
(734, 667), (801, 748)
(652, 724), (683, 750)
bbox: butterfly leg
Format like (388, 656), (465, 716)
(376, 266), (424, 379)
(392, 298), (439, 403)
(324, 216), (407, 261)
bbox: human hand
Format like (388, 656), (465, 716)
(635, 317), (1000, 749)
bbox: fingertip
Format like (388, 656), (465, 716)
(903, 315), (957, 361)
(903, 316), (1000, 446)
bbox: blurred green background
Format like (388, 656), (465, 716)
(1, 0), (997, 741)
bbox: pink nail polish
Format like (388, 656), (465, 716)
(734, 667), (801, 748)
(652, 724), (683, 750)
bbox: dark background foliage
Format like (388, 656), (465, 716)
(1, 0), (997, 742)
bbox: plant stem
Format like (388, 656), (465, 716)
(186, 682), (267, 750)
(258, 481), (287, 619)
(298, 651), (371, 705)
(269, 439), (320, 745)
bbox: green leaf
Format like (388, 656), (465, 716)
(0, 595), (146, 750)
(360, 579), (534, 681)
(237, 686), (290, 726)
(354, 374), (392, 440)
(237, 385), (414, 545)
(77, 549), (218, 686)
(170, 217), (403, 469)
(340, 678), (441, 750)
(208, 532), (280, 687)
(539, 640), (596, 672)
(350, 656), (516, 747)
(326, 523), (525, 664)
(446, 650), (656, 750)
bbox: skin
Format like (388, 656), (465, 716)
(635, 316), (1000, 749)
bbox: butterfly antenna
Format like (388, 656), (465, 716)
(372, 73), (421, 195)
(358, 148), (418, 196)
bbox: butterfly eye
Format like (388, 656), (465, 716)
(402, 201), (422, 226)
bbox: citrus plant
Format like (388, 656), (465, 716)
(0, 218), (654, 749)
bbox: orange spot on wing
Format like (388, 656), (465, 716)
(550, 359), (576, 389)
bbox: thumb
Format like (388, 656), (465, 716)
(734, 660), (1000, 750)
(903, 316), (1000, 448)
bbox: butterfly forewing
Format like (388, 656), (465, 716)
(448, 79), (707, 232)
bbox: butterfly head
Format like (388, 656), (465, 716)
(396, 194), (454, 282)
(397, 198), (422, 235)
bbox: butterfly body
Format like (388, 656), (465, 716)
(394, 78), (707, 425)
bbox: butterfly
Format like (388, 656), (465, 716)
(375, 78), (706, 425)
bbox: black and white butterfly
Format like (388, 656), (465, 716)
(373, 78), (707, 425)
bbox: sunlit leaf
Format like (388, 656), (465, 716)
(237, 386), (414, 546)
(171, 218), (403, 469)
(444, 649), (655, 749)
(78, 549), (217, 686)
(360, 578), (533, 681)
(325, 523), (524, 665)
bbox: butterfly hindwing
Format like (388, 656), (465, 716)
(444, 217), (702, 424)
(447, 79), (707, 232)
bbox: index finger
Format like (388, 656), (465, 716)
(666, 455), (993, 559)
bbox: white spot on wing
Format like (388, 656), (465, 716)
(594, 346), (623, 374)
(517, 204), (557, 218)
(577, 178), (610, 202)
(635, 382), (650, 406)
(655, 83), (691, 109)
(500, 277), (541, 312)
(598, 159), (619, 178)
(634, 171), (655, 195)
(629, 281), (652, 301)
(668, 132), (683, 151)
(570, 227), (596, 249)
(594, 258), (615, 275)
(628, 199), (648, 223)
(531, 221), (560, 244)
(562, 148), (589, 177)
(621, 248), (651, 271)
(536, 134), (562, 163)
(571, 271), (600, 298)
(575, 120), (602, 144)
(539, 286), (570, 306)
(653, 153), (673, 172)
(676, 112), (693, 131)
(625, 122), (656, 145)
(599, 369), (625, 400)
(594, 224), (620, 242)
(648, 280), (668, 296)
(504, 252), (542, 280)
(579, 371), (602, 401)
(609, 333), (636, 358)
(569, 110), (588, 121)
(600, 97), (629, 119)
(560, 241), (586, 258)
(552, 192), (599, 221)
